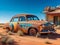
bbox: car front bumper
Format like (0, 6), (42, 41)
(40, 30), (56, 34)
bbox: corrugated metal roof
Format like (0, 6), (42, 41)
(47, 9), (60, 14)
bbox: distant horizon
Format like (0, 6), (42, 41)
(0, 0), (60, 23)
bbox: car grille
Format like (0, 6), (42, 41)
(43, 26), (52, 30)
(49, 29), (55, 31)
(41, 30), (48, 32)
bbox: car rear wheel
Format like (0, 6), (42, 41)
(28, 28), (37, 36)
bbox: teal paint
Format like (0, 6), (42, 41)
(20, 23), (32, 28)
(9, 23), (14, 30)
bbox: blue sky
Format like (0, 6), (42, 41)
(0, 0), (60, 23)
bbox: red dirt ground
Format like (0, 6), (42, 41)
(0, 28), (60, 45)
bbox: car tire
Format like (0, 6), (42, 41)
(28, 28), (37, 36)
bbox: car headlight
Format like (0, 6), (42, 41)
(42, 25), (45, 27)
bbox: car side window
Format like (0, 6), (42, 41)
(19, 16), (26, 21)
(12, 18), (19, 22)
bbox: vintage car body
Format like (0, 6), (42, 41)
(3, 14), (56, 36)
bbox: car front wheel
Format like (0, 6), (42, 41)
(28, 28), (37, 36)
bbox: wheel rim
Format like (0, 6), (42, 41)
(29, 29), (37, 36)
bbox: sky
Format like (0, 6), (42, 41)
(0, 0), (60, 23)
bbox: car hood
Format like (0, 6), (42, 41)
(27, 20), (47, 25)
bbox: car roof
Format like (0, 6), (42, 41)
(12, 14), (36, 18)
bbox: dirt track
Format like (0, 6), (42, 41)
(0, 28), (60, 45)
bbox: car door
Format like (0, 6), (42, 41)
(19, 16), (28, 33)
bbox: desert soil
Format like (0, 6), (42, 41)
(0, 28), (60, 45)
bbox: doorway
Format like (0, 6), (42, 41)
(53, 16), (58, 25)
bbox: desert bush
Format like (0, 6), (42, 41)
(0, 35), (15, 45)
(45, 41), (52, 44)
(1, 35), (9, 45)
(8, 31), (14, 35)
(6, 38), (14, 45)
(17, 30), (24, 36)
(36, 32), (40, 38)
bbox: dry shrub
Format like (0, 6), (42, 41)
(17, 30), (24, 36)
(6, 38), (14, 45)
(36, 32), (40, 38)
(45, 41), (52, 44)
(0, 35), (16, 45)
(1, 35), (9, 45)
(8, 31), (14, 35)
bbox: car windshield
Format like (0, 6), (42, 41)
(26, 15), (39, 21)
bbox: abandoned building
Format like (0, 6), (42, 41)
(44, 6), (60, 25)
